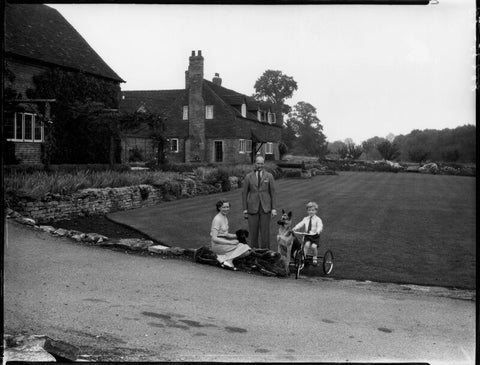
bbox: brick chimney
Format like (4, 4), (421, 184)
(185, 50), (205, 162)
(212, 73), (222, 86)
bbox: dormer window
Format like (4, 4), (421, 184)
(257, 110), (267, 122)
(205, 105), (214, 119)
(241, 103), (246, 118)
(183, 105), (188, 120)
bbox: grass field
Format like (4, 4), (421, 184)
(108, 172), (476, 289)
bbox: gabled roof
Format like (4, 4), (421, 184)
(5, 3), (124, 83)
(119, 80), (282, 127)
(203, 80), (281, 123)
(119, 90), (186, 114)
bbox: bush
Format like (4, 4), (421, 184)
(202, 168), (231, 192)
(4, 140), (19, 164)
(128, 147), (143, 162)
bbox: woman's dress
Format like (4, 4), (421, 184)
(210, 213), (250, 263)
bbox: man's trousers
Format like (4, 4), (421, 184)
(247, 208), (271, 250)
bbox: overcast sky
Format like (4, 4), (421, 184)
(48, 1), (475, 144)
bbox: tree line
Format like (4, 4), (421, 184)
(254, 70), (475, 163)
(329, 125), (476, 163)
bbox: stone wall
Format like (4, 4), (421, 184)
(9, 179), (203, 223)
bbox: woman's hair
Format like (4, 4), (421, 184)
(306, 201), (318, 210)
(216, 200), (230, 212)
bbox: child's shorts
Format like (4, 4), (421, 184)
(304, 234), (320, 245)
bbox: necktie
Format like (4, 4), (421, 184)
(307, 216), (312, 233)
(257, 170), (261, 188)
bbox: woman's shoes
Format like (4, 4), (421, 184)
(221, 261), (237, 271)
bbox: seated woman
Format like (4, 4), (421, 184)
(210, 200), (251, 271)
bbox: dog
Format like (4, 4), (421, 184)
(276, 210), (301, 274)
(235, 229), (249, 244)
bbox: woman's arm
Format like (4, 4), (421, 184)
(211, 216), (239, 245)
(212, 234), (239, 245)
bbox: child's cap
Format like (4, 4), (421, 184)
(306, 201), (318, 210)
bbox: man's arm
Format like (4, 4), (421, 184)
(269, 173), (277, 216)
(242, 173), (250, 212)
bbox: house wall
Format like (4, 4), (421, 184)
(14, 142), (42, 164)
(120, 137), (156, 163)
(5, 58), (49, 97)
(205, 138), (279, 164)
(165, 138), (186, 163)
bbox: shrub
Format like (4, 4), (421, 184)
(128, 147), (144, 162)
(202, 168), (231, 191)
(4, 140), (19, 164)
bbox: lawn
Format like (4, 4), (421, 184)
(108, 171), (476, 289)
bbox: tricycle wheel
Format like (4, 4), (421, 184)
(322, 250), (334, 275)
(295, 250), (305, 279)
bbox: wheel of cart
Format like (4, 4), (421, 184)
(292, 231), (334, 279)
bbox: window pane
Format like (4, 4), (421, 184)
(34, 117), (43, 141)
(206, 105), (213, 119)
(183, 106), (188, 120)
(24, 114), (33, 140)
(15, 113), (23, 140)
(5, 112), (14, 139)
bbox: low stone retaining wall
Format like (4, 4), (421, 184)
(8, 178), (209, 223)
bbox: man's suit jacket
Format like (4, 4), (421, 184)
(242, 170), (276, 214)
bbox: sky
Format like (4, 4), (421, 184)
(48, 1), (476, 144)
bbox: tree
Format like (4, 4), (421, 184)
(117, 110), (167, 164)
(362, 136), (387, 160)
(28, 68), (121, 164)
(377, 140), (400, 161)
(328, 140), (347, 155)
(346, 143), (363, 160)
(407, 147), (429, 163)
(287, 102), (328, 157)
(281, 119), (298, 151)
(253, 70), (297, 114)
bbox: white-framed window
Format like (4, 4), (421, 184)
(239, 139), (253, 154)
(265, 142), (273, 154)
(257, 110), (267, 122)
(213, 140), (224, 162)
(239, 139), (246, 153)
(170, 138), (179, 153)
(267, 112), (272, 124)
(273, 113), (277, 124)
(182, 105), (188, 120)
(5, 112), (43, 142)
(241, 103), (247, 117)
(205, 105), (214, 119)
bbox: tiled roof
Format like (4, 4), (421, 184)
(5, 3), (124, 82)
(203, 80), (280, 123)
(119, 90), (186, 114)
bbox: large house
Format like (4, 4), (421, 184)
(120, 51), (283, 164)
(4, 2), (124, 164)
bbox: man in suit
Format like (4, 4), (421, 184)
(242, 155), (277, 249)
